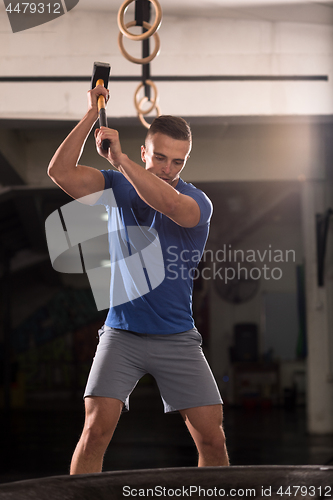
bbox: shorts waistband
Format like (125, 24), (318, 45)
(101, 325), (194, 337)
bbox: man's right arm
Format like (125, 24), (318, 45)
(47, 89), (107, 200)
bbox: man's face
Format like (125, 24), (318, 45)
(141, 132), (191, 188)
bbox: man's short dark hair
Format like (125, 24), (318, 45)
(146, 115), (192, 150)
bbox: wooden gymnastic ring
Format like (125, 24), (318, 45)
(118, 21), (160, 65)
(137, 95), (158, 115)
(117, 0), (162, 41)
(134, 80), (158, 115)
(138, 104), (161, 129)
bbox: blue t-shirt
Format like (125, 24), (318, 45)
(99, 169), (212, 334)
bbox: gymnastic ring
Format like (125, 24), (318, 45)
(136, 94), (159, 116)
(134, 80), (158, 115)
(134, 81), (158, 114)
(117, 0), (162, 41)
(118, 21), (160, 65)
(138, 104), (161, 129)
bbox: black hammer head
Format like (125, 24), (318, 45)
(91, 61), (111, 89)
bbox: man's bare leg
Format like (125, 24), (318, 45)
(180, 404), (229, 466)
(70, 396), (123, 474)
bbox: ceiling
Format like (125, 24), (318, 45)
(75, 0), (333, 24)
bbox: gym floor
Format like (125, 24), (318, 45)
(1, 380), (333, 485)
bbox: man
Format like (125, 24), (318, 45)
(48, 84), (229, 474)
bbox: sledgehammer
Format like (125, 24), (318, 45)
(91, 61), (111, 151)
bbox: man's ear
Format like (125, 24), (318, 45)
(141, 145), (146, 163)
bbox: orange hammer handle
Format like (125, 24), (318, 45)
(95, 78), (110, 150)
(96, 78), (106, 112)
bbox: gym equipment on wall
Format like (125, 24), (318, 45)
(117, 0), (162, 128)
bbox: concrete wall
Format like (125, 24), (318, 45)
(0, 7), (332, 119)
(0, 118), (327, 187)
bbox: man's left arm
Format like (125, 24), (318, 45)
(95, 127), (200, 228)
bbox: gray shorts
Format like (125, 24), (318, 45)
(84, 325), (223, 413)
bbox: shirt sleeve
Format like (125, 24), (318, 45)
(92, 169), (115, 206)
(101, 169), (114, 189)
(186, 188), (213, 227)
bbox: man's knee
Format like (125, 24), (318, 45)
(83, 396), (123, 447)
(80, 422), (113, 453)
(81, 400), (122, 453)
(201, 427), (226, 453)
(195, 427), (229, 466)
